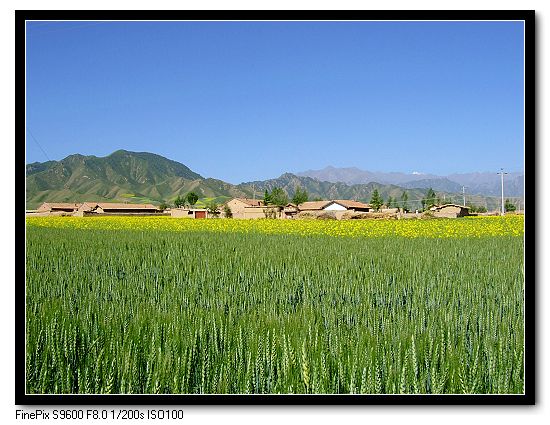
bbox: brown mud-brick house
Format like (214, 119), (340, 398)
(298, 200), (371, 212)
(429, 204), (471, 218)
(223, 198), (299, 219)
(327, 200), (372, 213)
(75, 202), (161, 216)
(282, 203), (298, 219)
(295, 200), (331, 212)
(224, 198), (271, 219)
(171, 208), (209, 219)
(36, 202), (81, 213)
(222, 198), (372, 219)
(297, 200), (371, 219)
(76, 202), (99, 215)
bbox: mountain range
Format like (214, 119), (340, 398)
(25, 150), (520, 211)
(297, 166), (524, 197)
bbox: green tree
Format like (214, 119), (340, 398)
(370, 189), (383, 211)
(186, 192), (199, 206)
(505, 199), (517, 212)
(468, 204), (488, 213)
(263, 190), (272, 206)
(205, 201), (220, 217)
(223, 204), (233, 218)
(158, 201), (170, 211)
(400, 191), (409, 212)
(387, 196), (394, 209)
(422, 188), (437, 211)
(174, 195), (186, 208)
(292, 186), (309, 205)
(269, 187), (289, 207)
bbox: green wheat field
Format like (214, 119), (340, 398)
(25, 218), (524, 394)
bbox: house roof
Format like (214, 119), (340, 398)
(298, 200), (371, 211)
(430, 204), (470, 211)
(39, 202), (81, 209)
(94, 203), (158, 209)
(79, 202), (97, 210)
(297, 201), (331, 210)
(233, 198), (265, 207)
(330, 200), (371, 209)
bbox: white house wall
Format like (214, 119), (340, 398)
(324, 203), (347, 211)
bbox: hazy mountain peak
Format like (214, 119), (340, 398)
(296, 166), (524, 197)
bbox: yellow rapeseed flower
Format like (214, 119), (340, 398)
(26, 215), (524, 239)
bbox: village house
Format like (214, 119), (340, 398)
(298, 200), (371, 213)
(325, 200), (371, 212)
(282, 203), (299, 219)
(170, 207), (209, 219)
(222, 198), (299, 219)
(296, 200), (332, 212)
(36, 202), (81, 213)
(297, 199), (372, 219)
(429, 204), (471, 218)
(221, 198), (373, 219)
(212, 198), (373, 220)
(224, 198), (272, 219)
(75, 202), (162, 216)
(76, 202), (99, 215)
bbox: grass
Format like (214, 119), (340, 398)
(25, 218), (524, 394)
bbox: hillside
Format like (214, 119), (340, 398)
(25, 150), (249, 209)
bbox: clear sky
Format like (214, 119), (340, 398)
(25, 20), (524, 183)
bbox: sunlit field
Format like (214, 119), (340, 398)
(25, 216), (524, 394)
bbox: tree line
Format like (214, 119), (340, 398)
(262, 186), (309, 207)
(158, 186), (513, 215)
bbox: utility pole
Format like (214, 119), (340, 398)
(498, 168), (508, 215)
(461, 186), (467, 207)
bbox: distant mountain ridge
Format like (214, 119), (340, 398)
(297, 166), (439, 186)
(297, 166), (524, 197)
(237, 173), (431, 208)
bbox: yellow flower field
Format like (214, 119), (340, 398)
(26, 214), (524, 238)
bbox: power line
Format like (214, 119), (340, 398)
(367, 194), (523, 204)
(26, 21), (107, 36)
(26, 127), (51, 161)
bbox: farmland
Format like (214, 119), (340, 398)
(25, 216), (524, 394)
(26, 214), (524, 238)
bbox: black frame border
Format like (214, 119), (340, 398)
(16, 9), (536, 406)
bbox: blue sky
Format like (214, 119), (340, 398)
(26, 21), (524, 183)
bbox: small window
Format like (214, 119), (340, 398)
(188, 211), (193, 215)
